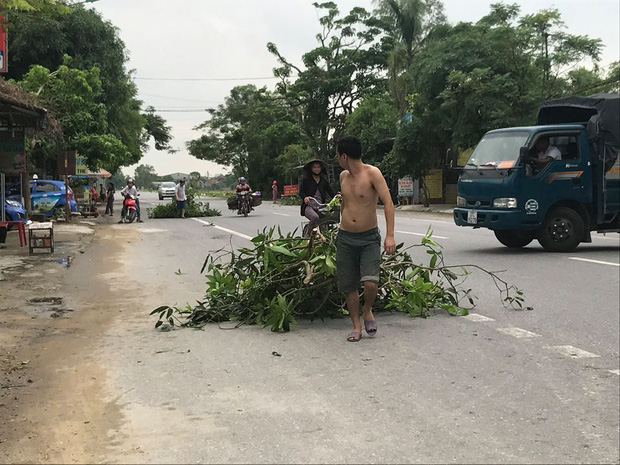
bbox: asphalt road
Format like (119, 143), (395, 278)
(97, 192), (618, 463)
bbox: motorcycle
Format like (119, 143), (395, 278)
(121, 194), (138, 223)
(237, 191), (251, 217)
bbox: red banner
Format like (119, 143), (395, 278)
(283, 185), (299, 196)
(0, 15), (7, 73)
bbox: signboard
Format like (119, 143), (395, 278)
(283, 184), (299, 196)
(0, 128), (26, 174)
(0, 15), (7, 73)
(75, 154), (88, 176)
(398, 177), (414, 196)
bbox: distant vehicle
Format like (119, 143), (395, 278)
(6, 179), (78, 217)
(158, 182), (176, 200)
(3, 198), (27, 225)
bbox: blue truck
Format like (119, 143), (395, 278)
(454, 94), (619, 252)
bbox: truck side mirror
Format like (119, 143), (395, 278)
(519, 146), (529, 159)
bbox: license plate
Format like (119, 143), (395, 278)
(467, 210), (478, 225)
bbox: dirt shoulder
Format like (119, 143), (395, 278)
(0, 222), (137, 464)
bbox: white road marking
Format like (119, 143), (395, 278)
(568, 257), (620, 267)
(191, 218), (253, 241)
(397, 216), (454, 225)
(546, 345), (601, 359)
(607, 369), (620, 376)
(273, 213), (290, 217)
(462, 313), (495, 322)
(136, 228), (168, 233)
(496, 327), (542, 339)
(396, 230), (449, 240)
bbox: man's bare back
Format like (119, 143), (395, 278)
(340, 164), (380, 232)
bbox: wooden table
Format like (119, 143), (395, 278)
(28, 222), (54, 254)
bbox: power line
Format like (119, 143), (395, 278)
(151, 109), (210, 113)
(135, 76), (286, 82)
(139, 92), (223, 105)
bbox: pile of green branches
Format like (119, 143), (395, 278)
(279, 195), (302, 206)
(151, 228), (527, 332)
(147, 199), (220, 219)
(148, 178), (221, 218)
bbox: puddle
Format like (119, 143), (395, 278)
(23, 297), (72, 318)
(28, 297), (64, 305)
(55, 256), (73, 268)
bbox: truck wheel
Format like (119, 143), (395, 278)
(494, 230), (533, 248)
(538, 207), (584, 252)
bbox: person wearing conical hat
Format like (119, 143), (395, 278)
(298, 158), (335, 237)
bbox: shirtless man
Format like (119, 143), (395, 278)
(336, 136), (396, 342)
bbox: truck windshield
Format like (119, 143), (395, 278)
(466, 131), (530, 168)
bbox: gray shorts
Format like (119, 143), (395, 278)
(336, 228), (381, 293)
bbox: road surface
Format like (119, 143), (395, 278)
(3, 192), (619, 464)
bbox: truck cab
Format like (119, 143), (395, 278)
(454, 94), (619, 252)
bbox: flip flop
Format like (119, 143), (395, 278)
(347, 331), (362, 342)
(364, 319), (377, 337)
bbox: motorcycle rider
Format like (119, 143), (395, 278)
(118, 178), (143, 223)
(235, 177), (252, 213)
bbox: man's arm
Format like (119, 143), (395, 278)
(370, 168), (396, 254)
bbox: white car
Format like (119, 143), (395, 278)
(158, 182), (177, 200)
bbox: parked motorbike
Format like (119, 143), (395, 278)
(121, 194), (138, 223)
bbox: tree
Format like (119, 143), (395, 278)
(346, 95), (398, 164)
(374, 0), (446, 115)
(134, 164), (159, 189)
(7, 6), (173, 168)
(267, 2), (389, 158)
(18, 59), (131, 173)
(188, 85), (307, 192)
(0, 0), (68, 13)
(397, 2), (605, 162)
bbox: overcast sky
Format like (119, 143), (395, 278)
(90, 0), (620, 178)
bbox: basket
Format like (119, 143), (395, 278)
(251, 192), (262, 207)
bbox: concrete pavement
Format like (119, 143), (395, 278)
(97, 193), (619, 463)
(3, 192), (617, 463)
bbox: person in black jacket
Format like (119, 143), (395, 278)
(299, 159), (335, 236)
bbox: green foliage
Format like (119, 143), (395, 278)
(268, 2), (389, 158)
(148, 176), (221, 218)
(187, 85), (305, 193)
(280, 196), (302, 206)
(134, 164), (159, 189)
(0, 0), (69, 12)
(7, 7), (173, 171)
(147, 199), (220, 219)
(151, 228), (526, 332)
(346, 95), (398, 164)
(17, 60), (132, 172)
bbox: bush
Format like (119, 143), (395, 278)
(147, 199), (220, 218)
(280, 195), (302, 206)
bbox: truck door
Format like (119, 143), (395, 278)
(521, 132), (591, 222)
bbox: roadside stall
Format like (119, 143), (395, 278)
(69, 167), (111, 218)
